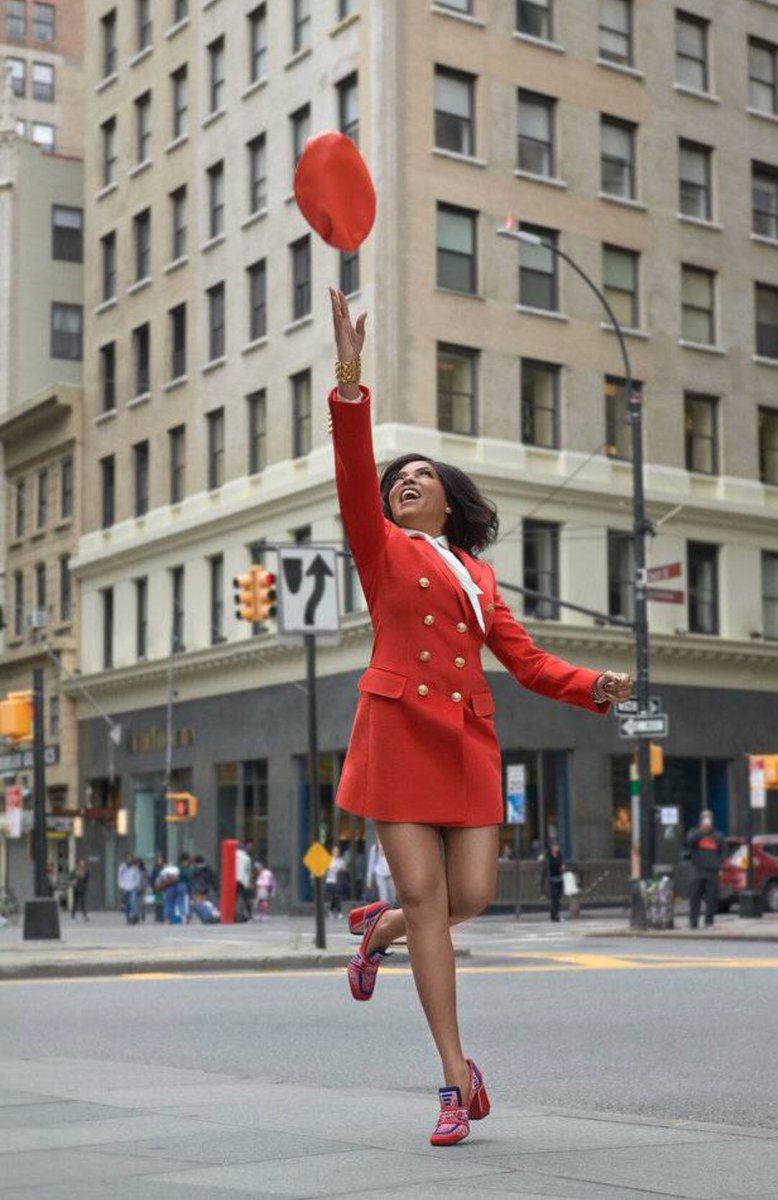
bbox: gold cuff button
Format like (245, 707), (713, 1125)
(417, 683), (429, 697)
(423, 614), (435, 626)
(454, 656), (465, 668)
(456, 621), (467, 632)
(418, 577), (430, 589)
(419, 650), (431, 662)
(450, 691), (462, 702)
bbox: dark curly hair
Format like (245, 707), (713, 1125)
(379, 453), (499, 556)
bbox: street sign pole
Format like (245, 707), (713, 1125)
(305, 634), (326, 951)
(32, 667), (47, 898)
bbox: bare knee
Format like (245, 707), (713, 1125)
(398, 879), (448, 929)
(448, 882), (494, 925)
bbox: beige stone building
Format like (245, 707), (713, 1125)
(75, 0), (778, 909)
(0, 0), (85, 156)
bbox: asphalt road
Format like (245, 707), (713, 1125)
(3, 934), (776, 1131)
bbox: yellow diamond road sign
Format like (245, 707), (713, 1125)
(303, 841), (332, 878)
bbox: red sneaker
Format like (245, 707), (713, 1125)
(429, 1086), (470, 1146)
(466, 1058), (490, 1121)
(346, 900), (391, 1001)
(348, 899), (389, 936)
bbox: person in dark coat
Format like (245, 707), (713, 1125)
(70, 858), (89, 920)
(540, 840), (565, 922)
(686, 810), (726, 929)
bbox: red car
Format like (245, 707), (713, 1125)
(718, 836), (778, 913)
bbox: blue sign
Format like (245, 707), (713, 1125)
(505, 764), (526, 825)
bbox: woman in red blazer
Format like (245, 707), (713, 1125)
(328, 288), (631, 1145)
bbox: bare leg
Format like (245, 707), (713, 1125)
(373, 822), (499, 1100)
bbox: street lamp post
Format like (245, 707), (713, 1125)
(497, 222), (653, 927)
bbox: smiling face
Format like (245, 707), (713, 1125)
(387, 460), (449, 537)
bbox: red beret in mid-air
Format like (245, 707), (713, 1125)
(293, 130), (376, 252)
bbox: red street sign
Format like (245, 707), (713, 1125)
(647, 562), (682, 583)
(647, 588), (685, 604)
(4, 786), (21, 810)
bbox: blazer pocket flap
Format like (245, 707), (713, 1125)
(471, 690), (496, 717)
(358, 666), (407, 700)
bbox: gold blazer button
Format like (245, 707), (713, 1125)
(417, 683), (429, 697)
(450, 691), (462, 702)
(419, 650), (431, 662)
(456, 621), (467, 632)
(454, 656), (465, 668)
(423, 614), (435, 626)
(418, 577), (430, 588)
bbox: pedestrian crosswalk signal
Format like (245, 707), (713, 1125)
(166, 791), (198, 821)
(233, 565), (277, 623)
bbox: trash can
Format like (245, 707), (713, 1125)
(644, 869), (675, 930)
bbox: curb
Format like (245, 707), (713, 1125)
(588, 928), (778, 944)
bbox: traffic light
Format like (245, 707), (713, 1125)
(232, 565), (277, 623)
(650, 743), (664, 777)
(166, 791), (198, 820)
(233, 571), (257, 622)
(0, 692), (33, 741)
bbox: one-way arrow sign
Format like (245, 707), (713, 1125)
(615, 697), (662, 716)
(277, 546), (340, 635)
(618, 713), (669, 740)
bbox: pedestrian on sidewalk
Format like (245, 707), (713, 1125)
(540, 840), (565, 922)
(135, 858), (149, 922)
(254, 863), (277, 920)
(191, 853), (219, 900)
(118, 853), (140, 924)
(69, 858), (89, 921)
(235, 842), (253, 922)
(327, 285), (632, 1146)
(686, 810), (726, 929)
(325, 846), (345, 918)
(367, 836), (396, 905)
(149, 852), (166, 923)
(191, 890), (221, 923)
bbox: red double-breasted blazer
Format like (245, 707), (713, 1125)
(330, 385), (608, 827)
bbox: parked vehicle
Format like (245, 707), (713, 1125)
(718, 837), (778, 912)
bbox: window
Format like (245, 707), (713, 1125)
(32, 2), (54, 40)
(14, 479), (25, 538)
(209, 555), (224, 643)
(171, 566), (185, 650)
(102, 10), (117, 77)
(133, 208), (151, 281)
(135, 91), (152, 164)
(60, 456), (73, 519)
(749, 38), (777, 115)
(605, 376), (634, 460)
(608, 531), (634, 622)
(763, 552), (778, 640)
(247, 259), (267, 341)
(133, 323), (150, 395)
(133, 441), (149, 517)
(290, 235), (311, 319)
(248, 390), (267, 473)
(171, 185), (187, 260)
(52, 206), (82, 262)
(521, 359), (559, 448)
(523, 520), (559, 619)
(173, 0), (188, 23)
(102, 588), (114, 668)
(100, 342), (116, 412)
(338, 0), (359, 16)
(292, 0), (310, 53)
(684, 393), (718, 475)
(102, 117), (117, 187)
(338, 72), (359, 146)
(601, 117), (636, 199)
(687, 542), (718, 634)
(249, 4), (267, 83)
(49, 694), (59, 737)
(100, 456), (115, 528)
(756, 284), (778, 359)
(436, 203), (477, 294)
(15, 118), (25, 138)
(681, 266), (715, 345)
(517, 89), (555, 177)
(759, 408), (778, 485)
(603, 245), (639, 328)
(207, 408), (225, 489)
(6, 1), (25, 38)
(434, 67), (474, 157)
(35, 562), (46, 614)
(51, 303), (82, 360)
(135, 578), (148, 658)
(516, 0), (552, 40)
(598, 0), (632, 66)
(171, 65), (188, 139)
(437, 344), (477, 436)
(13, 572), (23, 638)
(32, 122), (54, 151)
(136, 0), (152, 51)
(101, 231), (116, 300)
(59, 556), (71, 622)
(291, 104), (310, 170)
(32, 61), (53, 100)
(679, 140), (712, 221)
(675, 12), (708, 91)
(207, 282), (225, 360)
(208, 35), (225, 113)
(291, 370), (312, 458)
(340, 247), (359, 296)
(753, 162), (778, 240)
(36, 467), (48, 528)
(169, 425), (186, 503)
(7, 57), (24, 96)
(170, 303), (186, 379)
(207, 161), (225, 239)
(518, 224), (557, 311)
(247, 134), (267, 213)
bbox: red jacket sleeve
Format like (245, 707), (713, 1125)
(328, 385), (387, 580)
(485, 578), (609, 715)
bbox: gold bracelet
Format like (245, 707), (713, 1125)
(335, 356), (361, 384)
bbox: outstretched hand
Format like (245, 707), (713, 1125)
(595, 671), (633, 703)
(329, 286), (367, 362)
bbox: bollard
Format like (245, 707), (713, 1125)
(220, 838), (237, 924)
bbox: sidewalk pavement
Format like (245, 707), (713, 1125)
(1, 908), (776, 980)
(1, 1055), (776, 1199)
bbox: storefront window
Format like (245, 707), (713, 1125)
(216, 760), (269, 864)
(500, 749), (568, 858)
(611, 755), (631, 859)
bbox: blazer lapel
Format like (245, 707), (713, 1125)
(412, 538), (472, 624)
